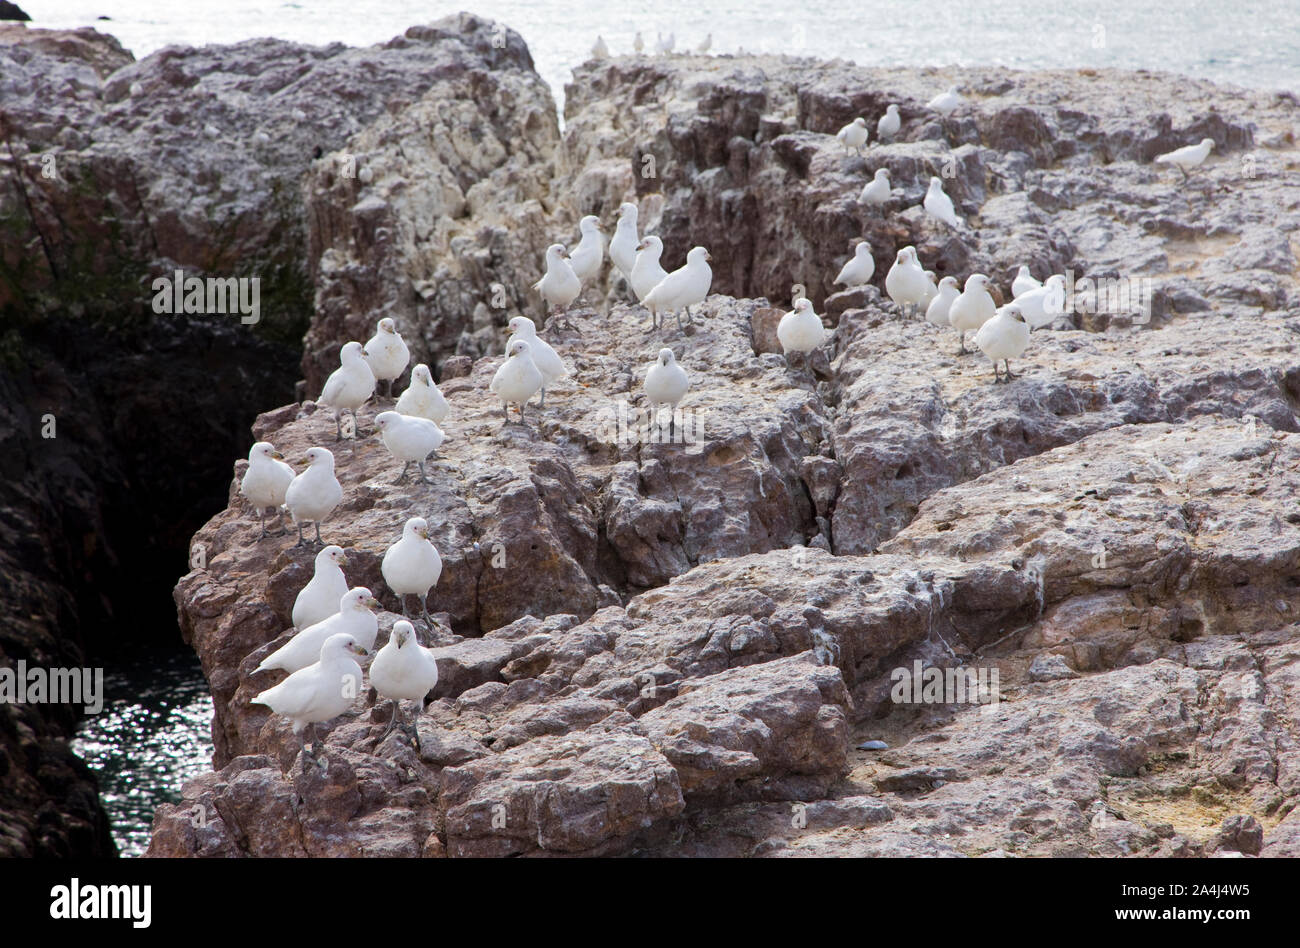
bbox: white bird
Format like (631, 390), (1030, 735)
(923, 176), (961, 228)
(696, 33), (712, 54)
(569, 215), (605, 287)
(631, 236), (669, 307)
(927, 86), (964, 115)
(374, 411), (446, 485)
(925, 276), (960, 327)
(505, 316), (567, 407)
(369, 620), (439, 747)
(381, 517), (443, 625)
(643, 246), (713, 333)
(292, 545), (349, 631)
(633, 31), (644, 54)
(240, 441), (294, 539)
(256, 587), (380, 675)
(284, 447), (343, 548)
(920, 270), (939, 309)
(362, 318), (410, 398)
(859, 167), (891, 206)
(876, 104), (901, 141)
(948, 274), (997, 353)
(1154, 137), (1215, 179)
(644, 348), (690, 434)
(1015, 275), (1068, 330)
(591, 35), (610, 59)
(777, 298), (826, 372)
(490, 339), (545, 425)
(251, 632), (368, 767)
(885, 247), (931, 318)
(656, 31), (675, 55)
(975, 303), (1031, 382)
(609, 202), (641, 282)
(532, 243), (581, 316)
(318, 341), (376, 440)
(834, 241), (876, 287)
(1011, 266), (1042, 299)
(836, 118), (869, 155)
(395, 363), (449, 426)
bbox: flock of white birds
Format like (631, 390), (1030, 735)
(231, 66), (1216, 768)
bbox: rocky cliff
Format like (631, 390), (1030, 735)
(150, 31), (1300, 856)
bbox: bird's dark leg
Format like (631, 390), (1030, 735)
(957, 331), (967, 355)
(418, 460), (434, 485)
(257, 506), (269, 540)
(293, 520), (308, 549)
(1003, 360), (1016, 381)
(349, 408), (362, 438)
(674, 309), (684, 333)
(398, 593), (410, 620)
(394, 460), (411, 485)
(419, 593), (433, 627)
(538, 384), (546, 409)
(501, 403), (509, 424)
(313, 521), (323, 546)
(334, 411), (343, 441)
(378, 700), (400, 744)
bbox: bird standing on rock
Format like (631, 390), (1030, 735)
(569, 215), (605, 291)
(1012, 265), (1042, 299)
(877, 104), (901, 141)
(284, 447), (343, 548)
(631, 236), (670, 320)
(591, 35), (610, 59)
(375, 411), (446, 486)
(777, 298), (826, 373)
(644, 348), (690, 435)
(609, 203), (641, 285)
(860, 167), (892, 206)
(256, 587), (380, 675)
(370, 620), (440, 750)
(948, 274), (997, 353)
(363, 318), (410, 399)
(923, 176), (961, 228)
(240, 441), (295, 539)
(251, 632), (368, 771)
(293, 545), (349, 631)
(381, 517), (443, 628)
(532, 243), (581, 326)
(834, 241), (876, 287)
(643, 246), (712, 332)
(395, 363), (449, 426)
(975, 302), (1031, 382)
(836, 117), (869, 155)
(927, 86), (964, 115)
(505, 316), (567, 407)
(885, 247), (930, 318)
(925, 276), (960, 327)
(319, 341), (376, 440)
(491, 339), (545, 425)
(1155, 138), (1214, 179)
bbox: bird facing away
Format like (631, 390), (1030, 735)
(777, 298), (826, 373)
(834, 241), (876, 287)
(859, 167), (891, 205)
(643, 246), (713, 333)
(256, 586), (380, 675)
(375, 411), (446, 486)
(532, 243), (581, 314)
(505, 316), (568, 407)
(395, 363), (449, 426)
(836, 118), (869, 155)
(1154, 137), (1214, 179)
(1011, 265), (1042, 299)
(609, 202), (641, 282)
(975, 303), (1031, 382)
(925, 276), (961, 327)
(284, 447), (343, 548)
(490, 338), (545, 425)
(381, 517), (443, 626)
(877, 104), (901, 140)
(885, 247), (931, 318)
(948, 274), (997, 353)
(319, 340), (376, 440)
(591, 35), (610, 59)
(251, 631), (368, 768)
(369, 620), (440, 749)
(363, 317), (410, 398)
(923, 176), (961, 228)
(292, 544), (349, 631)
(569, 215), (605, 286)
(240, 441), (294, 539)
(1016, 275), (1068, 330)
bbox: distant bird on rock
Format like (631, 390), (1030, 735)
(643, 246), (712, 332)
(363, 317), (410, 398)
(285, 447), (343, 548)
(491, 339), (544, 425)
(319, 341), (375, 440)
(834, 241), (876, 288)
(859, 167), (892, 206)
(923, 176), (961, 228)
(240, 441), (294, 539)
(836, 117), (869, 155)
(975, 302), (1030, 382)
(1155, 138), (1214, 179)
